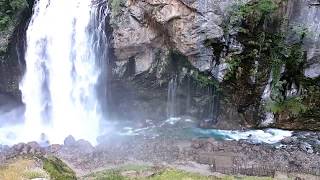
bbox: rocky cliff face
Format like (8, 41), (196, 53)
(273, 0), (320, 130)
(109, 0), (320, 129)
(0, 0), (34, 100)
(108, 0), (245, 127)
(111, 0), (227, 73)
(286, 0), (320, 79)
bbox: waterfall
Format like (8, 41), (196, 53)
(167, 75), (178, 119)
(207, 86), (219, 124)
(186, 76), (191, 115)
(18, 0), (109, 144)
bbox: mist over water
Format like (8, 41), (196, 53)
(0, 0), (109, 145)
(0, 0), (294, 147)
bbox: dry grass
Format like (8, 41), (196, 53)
(0, 158), (47, 180)
(84, 165), (275, 180)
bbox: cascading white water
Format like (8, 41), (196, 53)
(17, 0), (108, 144)
(167, 75), (178, 119)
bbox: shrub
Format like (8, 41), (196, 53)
(0, 0), (27, 31)
(42, 156), (77, 180)
(266, 97), (307, 115)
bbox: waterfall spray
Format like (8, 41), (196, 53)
(17, 0), (109, 144)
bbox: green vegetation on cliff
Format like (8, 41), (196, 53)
(225, 0), (279, 79)
(266, 97), (307, 115)
(0, 0), (28, 56)
(0, 0), (27, 31)
(267, 36), (307, 116)
(110, 0), (124, 17)
(232, 0), (277, 22)
(218, 0), (319, 128)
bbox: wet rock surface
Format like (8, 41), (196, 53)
(57, 132), (320, 176)
(0, 142), (45, 161)
(0, 131), (320, 178)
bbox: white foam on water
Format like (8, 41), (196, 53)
(195, 128), (292, 144)
(116, 118), (292, 144)
(162, 117), (182, 125)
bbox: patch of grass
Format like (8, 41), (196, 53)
(0, 163), (26, 180)
(238, 177), (273, 180)
(43, 156), (77, 180)
(0, 158), (47, 180)
(118, 164), (152, 172)
(85, 164), (151, 180)
(147, 169), (273, 180)
(23, 170), (47, 179)
(86, 168), (214, 180)
(94, 170), (127, 180)
(85, 166), (276, 180)
(149, 169), (216, 180)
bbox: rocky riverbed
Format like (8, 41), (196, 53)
(0, 129), (320, 179)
